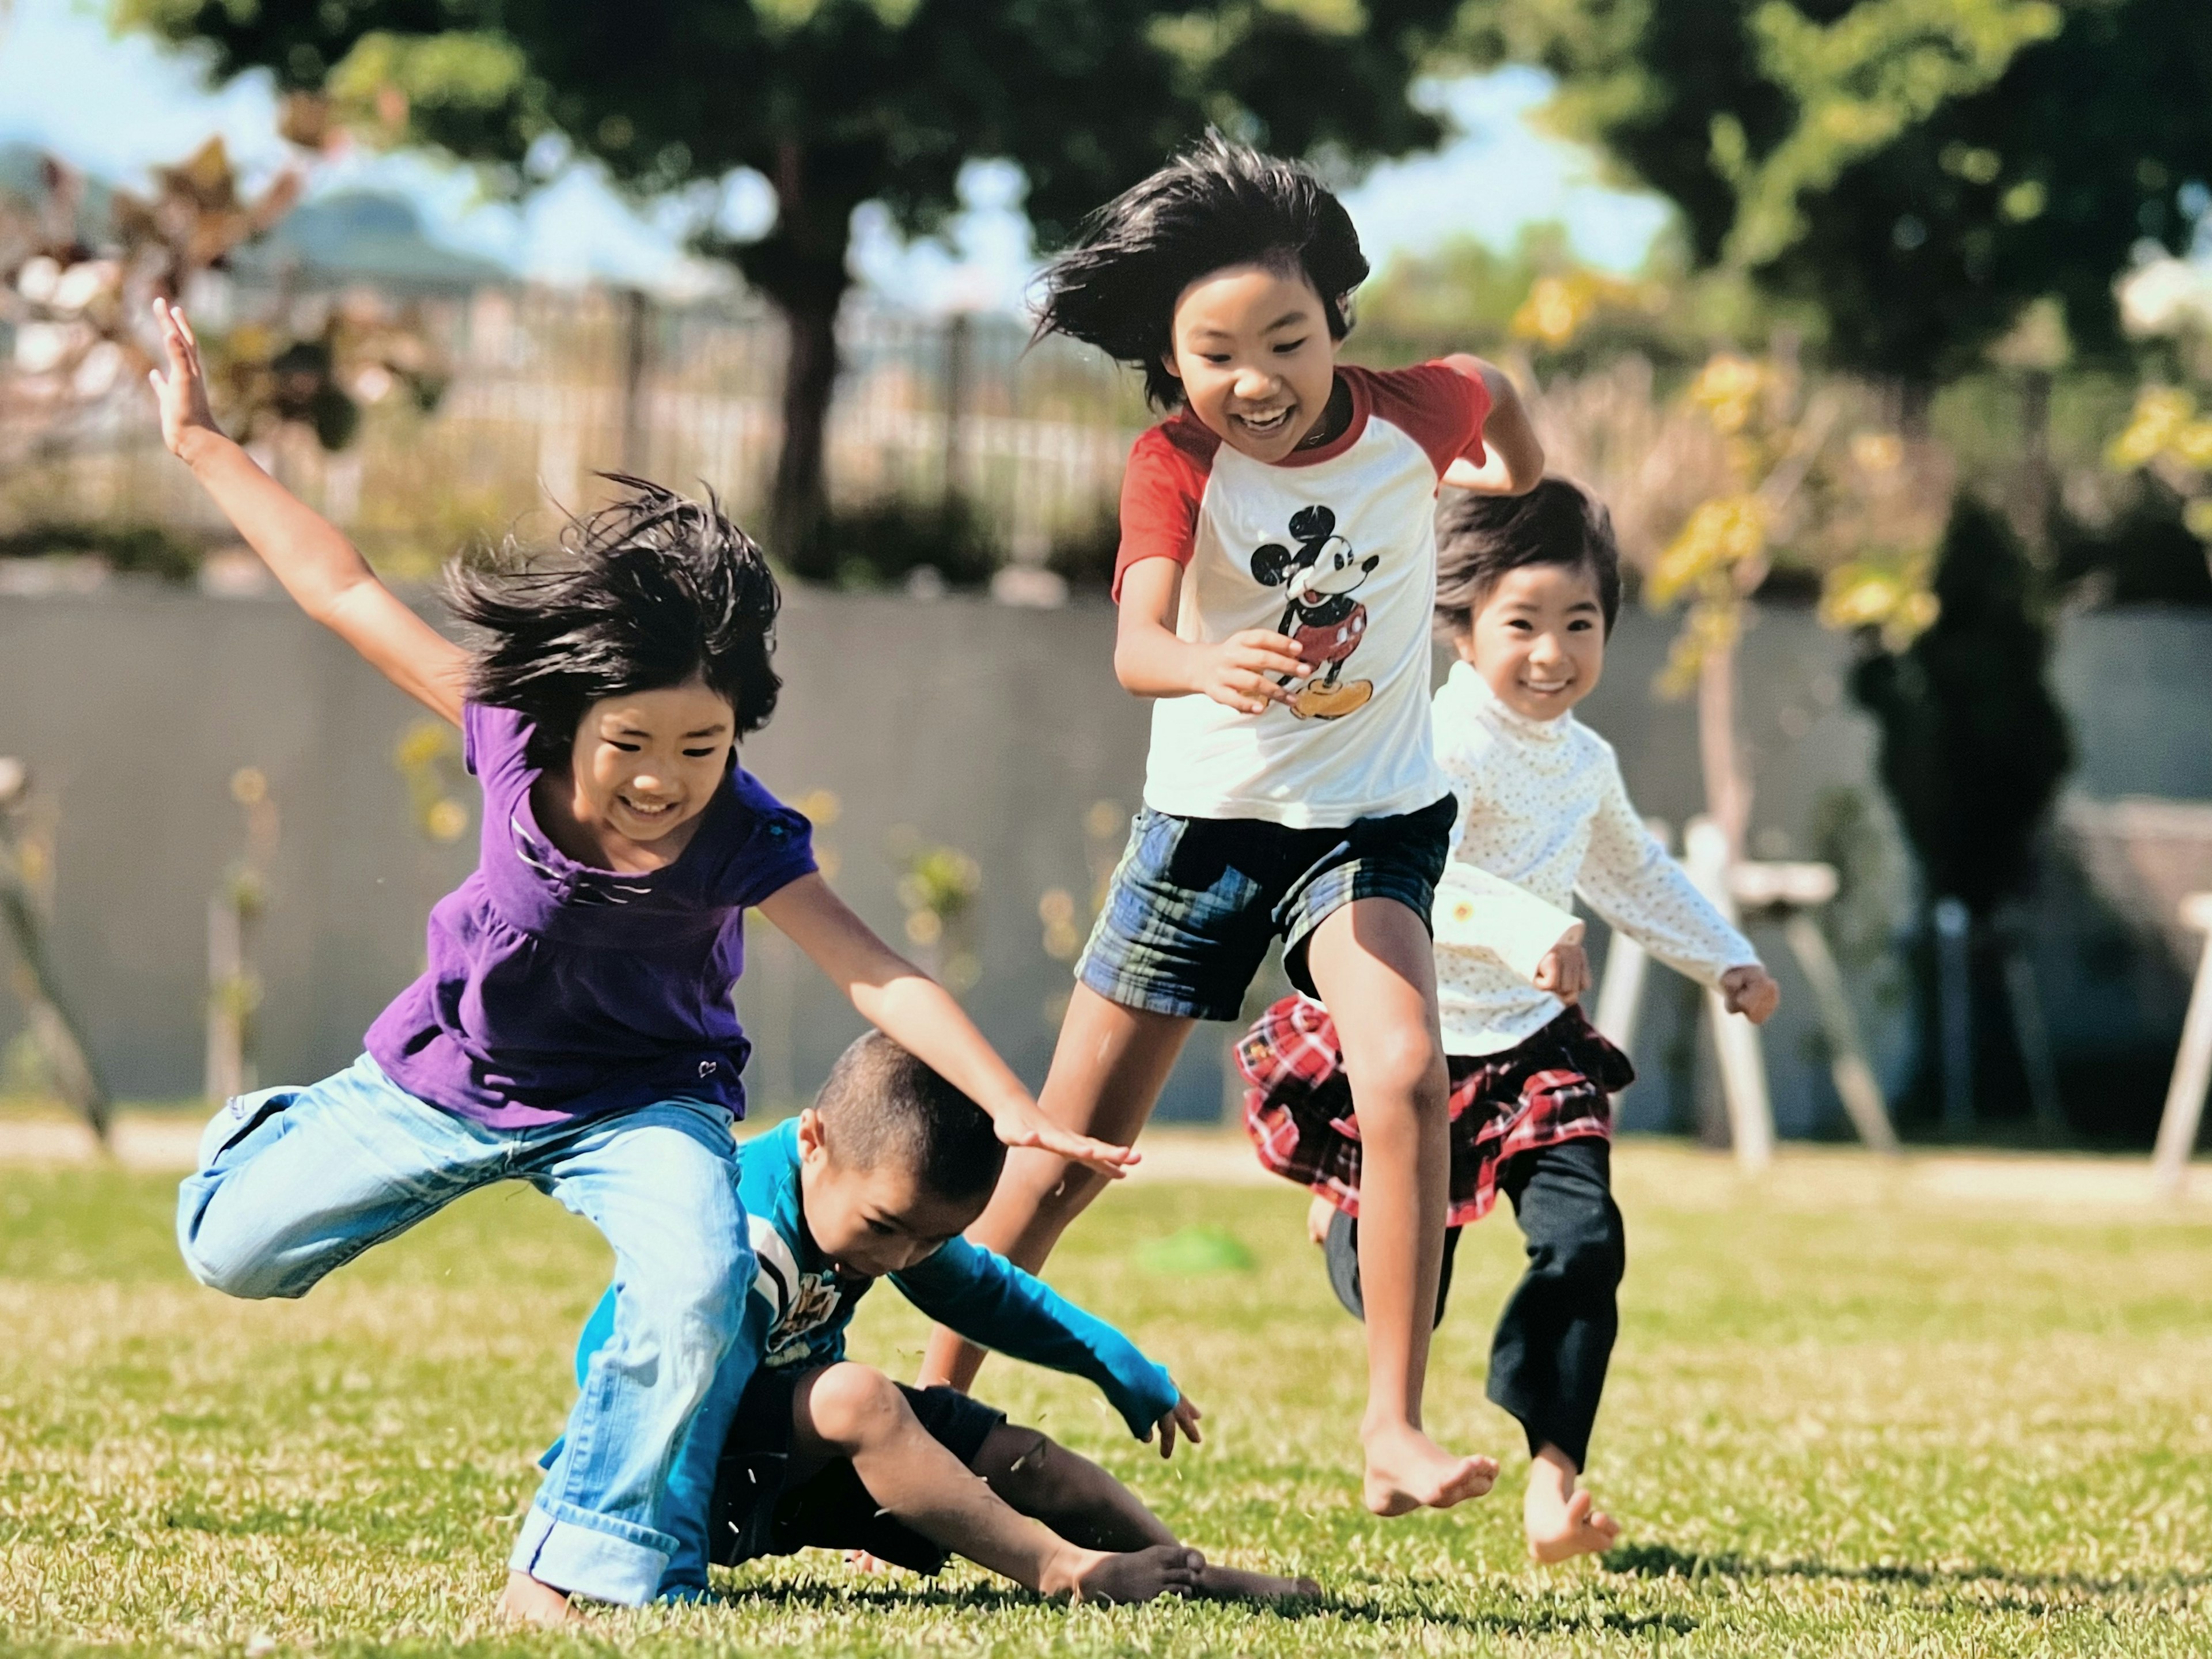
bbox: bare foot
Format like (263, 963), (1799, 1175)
(1070, 1543), (1205, 1605)
(1195, 1561), (1323, 1602)
(497, 1570), (581, 1627)
(1522, 1447), (1622, 1563)
(1306, 1194), (1335, 1245)
(1361, 1422), (1497, 1516)
(844, 1548), (896, 1574)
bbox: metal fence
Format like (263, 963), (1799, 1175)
(2, 281), (1153, 567)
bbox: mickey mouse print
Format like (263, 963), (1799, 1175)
(1250, 503), (1376, 721)
(1112, 359), (1496, 827)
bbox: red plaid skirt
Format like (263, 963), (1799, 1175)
(1238, 994), (1634, 1227)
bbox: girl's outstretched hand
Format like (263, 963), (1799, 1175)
(991, 1093), (1140, 1182)
(146, 298), (222, 460)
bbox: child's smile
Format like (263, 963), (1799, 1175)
(1163, 263), (1342, 463)
(1457, 563), (1608, 722)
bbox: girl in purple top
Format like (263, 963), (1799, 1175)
(146, 300), (1131, 1625)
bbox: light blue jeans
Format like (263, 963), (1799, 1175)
(176, 1054), (755, 1606)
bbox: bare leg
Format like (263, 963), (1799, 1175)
(796, 1365), (1200, 1604)
(976, 1423), (1320, 1602)
(1302, 899), (1496, 1516)
(919, 986), (1193, 1391)
(497, 1571), (582, 1626)
(1524, 1442), (1619, 1563)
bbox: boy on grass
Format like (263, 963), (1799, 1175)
(1241, 479), (1781, 1563)
(561, 1030), (1319, 1607)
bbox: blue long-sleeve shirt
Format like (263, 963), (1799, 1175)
(565, 1119), (1179, 1592)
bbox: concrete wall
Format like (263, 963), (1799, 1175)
(2, 588), (2206, 1135)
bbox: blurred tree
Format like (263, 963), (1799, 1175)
(124, 0), (1464, 556)
(1448, 0), (2212, 385)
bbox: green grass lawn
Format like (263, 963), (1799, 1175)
(2, 1143), (2209, 1657)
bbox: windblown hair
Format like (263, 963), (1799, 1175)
(1034, 134), (1369, 409)
(446, 475), (782, 769)
(813, 1031), (1005, 1206)
(1434, 478), (1623, 638)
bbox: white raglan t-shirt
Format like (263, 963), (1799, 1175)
(1113, 362), (1492, 828)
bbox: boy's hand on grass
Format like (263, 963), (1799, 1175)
(1195, 631), (1304, 715)
(991, 1094), (1139, 1181)
(1720, 964), (1780, 1025)
(146, 298), (223, 463)
(1532, 941), (1590, 1003)
(1152, 1395), (1203, 1459)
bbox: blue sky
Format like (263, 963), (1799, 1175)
(0, 0), (1672, 309)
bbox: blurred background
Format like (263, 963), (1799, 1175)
(1, 0), (2208, 1142)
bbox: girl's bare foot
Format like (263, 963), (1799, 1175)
(497, 1570), (582, 1627)
(1524, 1445), (1619, 1562)
(1362, 1421), (1497, 1516)
(1306, 1194), (1335, 1245)
(1195, 1561), (1323, 1601)
(1066, 1543), (1205, 1605)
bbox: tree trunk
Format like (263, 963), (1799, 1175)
(1697, 626), (1752, 861)
(733, 141), (863, 570)
(768, 283), (842, 564)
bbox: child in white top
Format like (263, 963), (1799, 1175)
(1241, 478), (1779, 1562)
(919, 137), (1548, 1518)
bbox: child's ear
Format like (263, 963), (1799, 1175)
(1159, 350), (1182, 383)
(796, 1107), (827, 1164)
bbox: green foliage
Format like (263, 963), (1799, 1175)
(0, 520), (202, 580)
(125, 1), (1467, 547)
(1450, 0), (2212, 380)
(787, 496), (1002, 589)
(1850, 499), (2070, 914)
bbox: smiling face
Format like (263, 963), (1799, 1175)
(1163, 261), (1341, 463)
(794, 1108), (986, 1278)
(566, 677), (736, 846)
(1456, 562), (1607, 722)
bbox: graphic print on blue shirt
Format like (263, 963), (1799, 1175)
(567, 1119), (1179, 1438)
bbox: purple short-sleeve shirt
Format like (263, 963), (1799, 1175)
(364, 702), (816, 1128)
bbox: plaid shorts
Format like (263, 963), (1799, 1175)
(1076, 795), (1455, 1022)
(1239, 993), (1634, 1227)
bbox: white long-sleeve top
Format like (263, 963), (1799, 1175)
(1433, 660), (1760, 1056)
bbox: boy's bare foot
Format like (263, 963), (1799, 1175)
(1305, 1194), (1335, 1245)
(1524, 1445), (1619, 1562)
(1195, 1561), (1323, 1601)
(1066, 1543), (1205, 1605)
(497, 1570), (582, 1627)
(1361, 1422), (1498, 1516)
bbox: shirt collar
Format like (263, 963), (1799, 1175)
(1445, 659), (1574, 744)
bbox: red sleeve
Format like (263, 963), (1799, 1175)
(1111, 419), (1219, 602)
(1361, 361), (1491, 479)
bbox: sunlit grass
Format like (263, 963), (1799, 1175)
(1, 1143), (2208, 1655)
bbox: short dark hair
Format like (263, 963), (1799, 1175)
(1034, 134), (1369, 409)
(813, 1031), (1006, 1206)
(1434, 478), (1623, 637)
(446, 474), (782, 770)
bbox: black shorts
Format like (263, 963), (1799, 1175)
(708, 1364), (1007, 1575)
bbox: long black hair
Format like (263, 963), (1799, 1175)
(447, 475), (782, 769)
(1034, 134), (1369, 409)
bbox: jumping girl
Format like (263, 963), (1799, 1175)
(145, 299), (1130, 1623)
(918, 139), (1546, 1516)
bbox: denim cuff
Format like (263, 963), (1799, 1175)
(508, 1498), (675, 1607)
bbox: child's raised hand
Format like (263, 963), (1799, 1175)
(991, 1093), (1140, 1182)
(146, 298), (222, 460)
(1719, 963), (1780, 1025)
(1532, 940), (1590, 1004)
(1152, 1394), (1203, 1459)
(1195, 630), (1304, 715)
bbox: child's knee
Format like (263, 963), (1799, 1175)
(1347, 1027), (1450, 1117)
(175, 1198), (300, 1301)
(802, 1363), (912, 1452)
(1549, 1217), (1624, 1294)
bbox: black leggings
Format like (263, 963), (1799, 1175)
(1332, 1137), (1625, 1469)
(1483, 1137), (1624, 1471)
